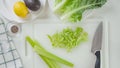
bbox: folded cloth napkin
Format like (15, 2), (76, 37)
(0, 19), (23, 68)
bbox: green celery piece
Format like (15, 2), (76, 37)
(40, 55), (54, 68)
(34, 42), (74, 67)
(40, 55), (61, 68)
(48, 27), (88, 51)
(26, 36), (74, 67)
(26, 36), (61, 68)
(26, 36), (46, 52)
(34, 40), (61, 68)
(26, 36), (35, 48)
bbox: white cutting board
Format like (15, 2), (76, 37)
(31, 19), (109, 68)
(14, 19), (109, 68)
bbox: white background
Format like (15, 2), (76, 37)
(1, 0), (120, 68)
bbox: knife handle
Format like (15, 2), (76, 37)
(95, 51), (100, 68)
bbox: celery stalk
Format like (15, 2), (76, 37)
(26, 36), (61, 68)
(34, 40), (61, 68)
(26, 36), (35, 48)
(26, 36), (74, 67)
(34, 45), (73, 67)
(40, 55), (61, 68)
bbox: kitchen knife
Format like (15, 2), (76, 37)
(91, 22), (103, 68)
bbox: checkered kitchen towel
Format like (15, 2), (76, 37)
(0, 19), (23, 68)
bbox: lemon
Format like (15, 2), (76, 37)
(13, 1), (29, 18)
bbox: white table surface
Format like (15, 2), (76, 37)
(1, 0), (120, 68)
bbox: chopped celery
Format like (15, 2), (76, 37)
(48, 27), (88, 51)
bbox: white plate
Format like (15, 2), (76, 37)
(0, 0), (46, 23)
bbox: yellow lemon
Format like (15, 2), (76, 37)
(13, 1), (29, 18)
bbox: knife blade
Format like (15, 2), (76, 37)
(91, 22), (103, 68)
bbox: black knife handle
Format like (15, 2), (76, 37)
(95, 51), (100, 68)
